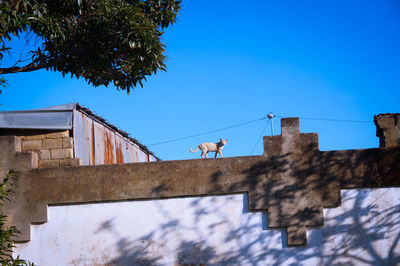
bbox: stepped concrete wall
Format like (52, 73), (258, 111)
(14, 188), (400, 265)
(0, 115), (398, 265)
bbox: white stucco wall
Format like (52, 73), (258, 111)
(14, 188), (400, 265)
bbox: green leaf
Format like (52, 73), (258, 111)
(0, 0), (181, 93)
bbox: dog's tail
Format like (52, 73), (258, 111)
(190, 146), (199, 153)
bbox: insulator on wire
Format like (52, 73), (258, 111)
(267, 113), (275, 119)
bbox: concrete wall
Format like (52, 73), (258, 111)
(3, 115), (399, 264)
(2, 117), (399, 246)
(14, 188), (400, 265)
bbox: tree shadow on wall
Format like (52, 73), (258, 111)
(96, 143), (400, 265)
(108, 237), (162, 266)
(224, 143), (400, 265)
(176, 240), (217, 265)
(313, 189), (400, 265)
(96, 190), (400, 265)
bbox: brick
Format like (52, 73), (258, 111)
(46, 131), (69, 139)
(62, 137), (74, 148)
(60, 158), (81, 167)
(21, 134), (47, 140)
(38, 159), (59, 168)
(15, 136), (22, 152)
(22, 140), (42, 151)
(38, 150), (51, 160)
(42, 138), (62, 150)
(51, 148), (73, 159)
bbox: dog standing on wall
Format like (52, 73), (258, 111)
(190, 138), (228, 158)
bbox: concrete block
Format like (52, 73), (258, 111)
(287, 226), (307, 246)
(22, 140), (42, 151)
(38, 150), (51, 160)
(15, 136), (22, 152)
(42, 138), (62, 150)
(376, 116), (395, 128)
(15, 151), (38, 170)
(385, 128), (398, 146)
(46, 130), (69, 139)
(21, 134), (48, 140)
(13, 222), (31, 242)
(60, 158), (81, 167)
(30, 203), (48, 224)
(374, 113), (400, 147)
(62, 137), (74, 148)
(38, 159), (60, 168)
(281, 117), (300, 137)
(0, 136), (38, 171)
(0, 137), (21, 167)
(51, 148), (73, 159)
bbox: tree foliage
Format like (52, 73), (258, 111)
(0, 0), (181, 93)
(0, 170), (33, 265)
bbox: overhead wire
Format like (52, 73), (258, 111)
(250, 118), (270, 155)
(149, 114), (372, 147)
(149, 116), (266, 146)
(275, 115), (371, 123)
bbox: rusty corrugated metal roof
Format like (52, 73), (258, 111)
(75, 103), (160, 161)
(0, 103), (160, 161)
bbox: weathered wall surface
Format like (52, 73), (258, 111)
(1, 115), (399, 265)
(2, 117), (399, 246)
(14, 188), (400, 265)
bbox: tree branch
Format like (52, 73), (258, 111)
(0, 62), (46, 74)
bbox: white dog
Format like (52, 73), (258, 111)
(190, 138), (227, 158)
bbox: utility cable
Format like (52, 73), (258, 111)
(250, 119), (270, 155)
(149, 117), (266, 146)
(275, 115), (371, 123)
(149, 114), (371, 147)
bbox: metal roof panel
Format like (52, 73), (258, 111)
(0, 106), (73, 129)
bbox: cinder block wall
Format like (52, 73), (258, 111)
(19, 130), (81, 168)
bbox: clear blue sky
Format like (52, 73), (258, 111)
(1, 1), (399, 160)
